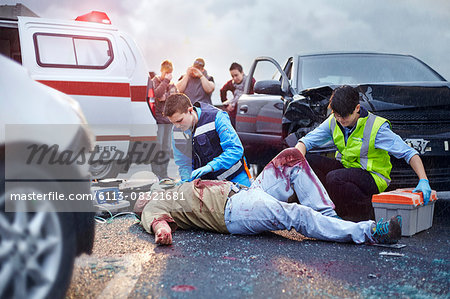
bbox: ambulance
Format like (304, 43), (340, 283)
(0, 8), (157, 178)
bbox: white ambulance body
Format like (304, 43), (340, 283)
(0, 11), (157, 178)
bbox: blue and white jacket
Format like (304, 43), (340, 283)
(173, 102), (251, 186)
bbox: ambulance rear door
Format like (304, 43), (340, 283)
(17, 15), (132, 168)
(117, 31), (158, 147)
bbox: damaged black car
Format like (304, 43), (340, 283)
(235, 52), (450, 191)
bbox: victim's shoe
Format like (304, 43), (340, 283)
(371, 215), (402, 244)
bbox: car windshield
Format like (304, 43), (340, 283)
(298, 54), (444, 90)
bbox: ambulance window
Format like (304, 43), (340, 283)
(35, 35), (76, 65)
(74, 38), (110, 66)
(34, 33), (113, 69)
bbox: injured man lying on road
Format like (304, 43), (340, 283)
(136, 148), (402, 245)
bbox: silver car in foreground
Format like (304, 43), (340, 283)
(0, 55), (95, 299)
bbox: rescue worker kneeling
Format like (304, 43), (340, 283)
(164, 93), (251, 187)
(136, 148), (402, 246)
(296, 85), (431, 222)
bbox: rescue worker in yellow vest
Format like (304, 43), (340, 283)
(295, 85), (431, 221)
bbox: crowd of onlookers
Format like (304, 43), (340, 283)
(150, 58), (254, 126)
(149, 58), (255, 182)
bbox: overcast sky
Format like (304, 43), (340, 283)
(4, 0), (450, 103)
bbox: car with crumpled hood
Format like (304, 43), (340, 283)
(235, 52), (450, 190)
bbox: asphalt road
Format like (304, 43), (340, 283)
(65, 196), (450, 298)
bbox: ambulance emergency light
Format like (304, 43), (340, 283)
(75, 11), (111, 24)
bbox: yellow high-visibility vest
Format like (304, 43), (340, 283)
(329, 112), (392, 192)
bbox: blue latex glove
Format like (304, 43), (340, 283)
(413, 179), (431, 205)
(188, 165), (213, 182)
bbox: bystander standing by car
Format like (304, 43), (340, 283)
(220, 62), (255, 128)
(151, 60), (177, 180)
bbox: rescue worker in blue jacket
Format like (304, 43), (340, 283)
(163, 93), (251, 187)
(295, 85), (431, 221)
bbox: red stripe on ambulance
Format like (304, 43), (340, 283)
(130, 85), (147, 102)
(38, 80), (130, 97)
(37, 80), (145, 101)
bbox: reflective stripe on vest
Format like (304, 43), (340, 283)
(360, 113), (377, 170)
(217, 160), (243, 180)
(194, 121), (215, 137)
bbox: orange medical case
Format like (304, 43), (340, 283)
(372, 188), (437, 236)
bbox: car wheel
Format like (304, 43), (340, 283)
(0, 163), (77, 299)
(0, 199), (77, 299)
(89, 161), (120, 179)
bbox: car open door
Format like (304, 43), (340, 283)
(236, 56), (294, 165)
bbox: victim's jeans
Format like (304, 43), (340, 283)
(224, 148), (375, 243)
